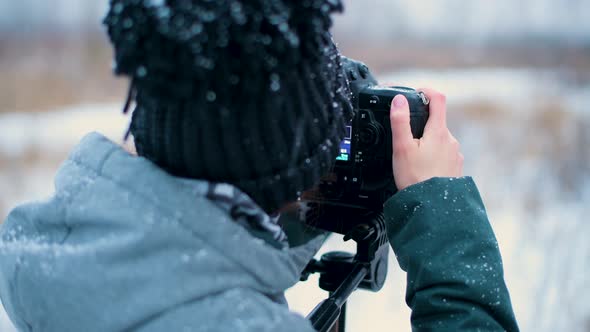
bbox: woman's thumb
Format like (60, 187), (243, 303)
(389, 94), (413, 150)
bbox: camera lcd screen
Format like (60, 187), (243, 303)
(336, 125), (352, 161)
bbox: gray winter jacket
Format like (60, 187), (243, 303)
(0, 133), (323, 332)
(0, 132), (519, 331)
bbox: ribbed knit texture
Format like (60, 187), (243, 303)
(104, 0), (353, 213)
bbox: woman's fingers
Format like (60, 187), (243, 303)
(420, 88), (447, 134)
(391, 88), (464, 190)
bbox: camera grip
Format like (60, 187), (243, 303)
(409, 104), (429, 139)
(395, 89), (429, 139)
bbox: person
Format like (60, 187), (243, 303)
(0, 0), (519, 331)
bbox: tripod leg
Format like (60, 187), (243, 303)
(337, 302), (346, 332)
(328, 298), (346, 332)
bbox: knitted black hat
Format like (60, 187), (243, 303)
(104, 0), (353, 214)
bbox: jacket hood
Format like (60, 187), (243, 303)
(0, 132), (325, 331)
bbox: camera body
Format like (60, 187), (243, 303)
(304, 58), (429, 215)
(299, 59), (430, 326)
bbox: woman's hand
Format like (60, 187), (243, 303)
(389, 88), (463, 191)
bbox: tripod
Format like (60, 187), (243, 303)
(300, 211), (389, 332)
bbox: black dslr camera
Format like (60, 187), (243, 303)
(300, 59), (430, 331)
(304, 58), (429, 222)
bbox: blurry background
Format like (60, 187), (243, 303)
(1, 1), (589, 331)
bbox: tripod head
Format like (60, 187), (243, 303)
(300, 205), (389, 292)
(298, 204), (390, 331)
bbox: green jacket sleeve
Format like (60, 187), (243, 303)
(384, 177), (519, 331)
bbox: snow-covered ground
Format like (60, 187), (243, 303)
(0, 68), (589, 331)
